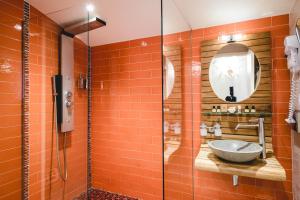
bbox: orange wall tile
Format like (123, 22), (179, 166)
(28, 6), (87, 200)
(0, 0), (23, 199)
(91, 37), (163, 200)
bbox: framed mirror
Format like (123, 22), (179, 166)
(209, 43), (261, 103)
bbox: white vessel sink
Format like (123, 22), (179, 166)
(208, 140), (263, 163)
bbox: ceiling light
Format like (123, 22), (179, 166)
(86, 4), (94, 12)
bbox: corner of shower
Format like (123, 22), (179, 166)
(20, 2), (95, 199)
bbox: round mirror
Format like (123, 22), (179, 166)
(209, 43), (260, 102)
(163, 57), (175, 100)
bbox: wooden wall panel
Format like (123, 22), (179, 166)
(201, 31), (272, 146)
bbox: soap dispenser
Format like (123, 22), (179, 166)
(200, 123), (208, 137)
(214, 122), (222, 137)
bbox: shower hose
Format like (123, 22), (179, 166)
(52, 78), (68, 181)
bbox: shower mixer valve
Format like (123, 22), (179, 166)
(59, 34), (74, 132)
(65, 91), (73, 108)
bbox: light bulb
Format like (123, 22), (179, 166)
(86, 4), (94, 12)
(232, 34), (243, 41)
(218, 34), (231, 42)
(14, 24), (22, 31)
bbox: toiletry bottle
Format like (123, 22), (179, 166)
(214, 122), (222, 137)
(251, 105), (256, 113)
(237, 105), (242, 114)
(173, 122), (181, 134)
(217, 106), (221, 113)
(221, 104), (227, 112)
(212, 106), (216, 113)
(244, 106), (249, 113)
(200, 123), (208, 137)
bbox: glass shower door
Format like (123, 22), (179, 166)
(162, 0), (194, 199)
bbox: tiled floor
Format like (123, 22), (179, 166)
(74, 188), (138, 200)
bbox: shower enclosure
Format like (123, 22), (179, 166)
(0, 0), (195, 199)
(26, 2), (90, 199)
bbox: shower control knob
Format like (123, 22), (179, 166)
(66, 101), (73, 108)
(66, 91), (73, 98)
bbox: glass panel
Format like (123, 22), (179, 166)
(27, 2), (88, 199)
(162, 0), (194, 199)
(26, 0), (162, 199)
(0, 0), (23, 199)
(87, 1), (162, 199)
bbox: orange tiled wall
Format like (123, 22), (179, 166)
(28, 6), (88, 200)
(192, 14), (292, 200)
(0, 0), (23, 199)
(91, 37), (163, 199)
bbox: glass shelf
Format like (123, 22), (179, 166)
(202, 112), (272, 117)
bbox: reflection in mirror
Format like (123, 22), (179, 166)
(163, 56), (175, 100)
(163, 45), (182, 167)
(209, 43), (260, 103)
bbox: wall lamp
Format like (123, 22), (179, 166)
(218, 34), (243, 43)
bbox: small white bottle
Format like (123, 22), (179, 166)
(237, 105), (242, 114)
(173, 122), (181, 134)
(200, 123), (208, 137)
(212, 106), (217, 113)
(214, 123), (222, 137)
(244, 106), (250, 113)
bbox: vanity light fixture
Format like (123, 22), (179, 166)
(232, 33), (243, 41)
(218, 34), (243, 43)
(141, 41), (148, 47)
(218, 34), (231, 42)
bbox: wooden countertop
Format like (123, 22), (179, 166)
(195, 145), (286, 181)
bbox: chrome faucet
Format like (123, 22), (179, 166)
(235, 117), (266, 159)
